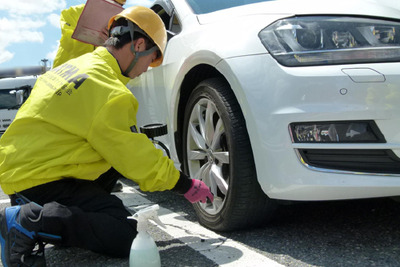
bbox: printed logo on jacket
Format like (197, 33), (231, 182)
(42, 64), (89, 96)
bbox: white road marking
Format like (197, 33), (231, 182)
(0, 199), (10, 204)
(119, 186), (284, 267)
(0, 184), (283, 266)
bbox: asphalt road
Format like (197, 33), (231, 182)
(1, 178), (400, 266)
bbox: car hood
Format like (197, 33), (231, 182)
(197, 0), (400, 25)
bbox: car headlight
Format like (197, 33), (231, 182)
(259, 16), (400, 66)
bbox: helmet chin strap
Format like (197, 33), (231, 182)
(123, 46), (158, 77)
(122, 21), (159, 77)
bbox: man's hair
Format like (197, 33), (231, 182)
(105, 18), (153, 49)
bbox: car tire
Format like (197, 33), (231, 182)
(182, 77), (277, 231)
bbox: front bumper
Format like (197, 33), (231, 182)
(219, 54), (400, 200)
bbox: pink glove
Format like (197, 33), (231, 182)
(184, 179), (214, 203)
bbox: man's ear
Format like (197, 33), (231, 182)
(134, 38), (146, 52)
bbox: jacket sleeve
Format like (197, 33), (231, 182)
(53, 5), (94, 68)
(87, 92), (180, 192)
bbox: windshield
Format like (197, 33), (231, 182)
(0, 88), (30, 109)
(186, 0), (274, 14)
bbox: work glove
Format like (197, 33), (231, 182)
(184, 179), (214, 203)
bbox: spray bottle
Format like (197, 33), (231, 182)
(128, 204), (165, 267)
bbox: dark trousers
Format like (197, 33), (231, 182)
(9, 168), (137, 257)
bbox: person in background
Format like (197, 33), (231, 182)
(54, 0), (127, 192)
(0, 6), (213, 267)
(52, 0), (126, 68)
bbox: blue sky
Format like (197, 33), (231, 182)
(0, 0), (154, 69)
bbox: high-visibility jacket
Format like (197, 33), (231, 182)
(0, 47), (180, 195)
(53, 4), (95, 68)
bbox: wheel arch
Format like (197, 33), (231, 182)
(175, 64), (225, 163)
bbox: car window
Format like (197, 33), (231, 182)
(186, 0), (275, 14)
(152, 4), (181, 40)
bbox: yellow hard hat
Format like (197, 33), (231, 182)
(113, 0), (126, 5)
(108, 6), (167, 67)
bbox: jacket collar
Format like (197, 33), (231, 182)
(94, 46), (131, 85)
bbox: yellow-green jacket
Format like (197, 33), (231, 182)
(0, 47), (180, 195)
(53, 4), (95, 68)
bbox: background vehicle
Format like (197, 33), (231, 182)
(128, 0), (400, 231)
(0, 66), (43, 136)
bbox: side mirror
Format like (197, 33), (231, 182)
(9, 89), (25, 106)
(15, 89), (24, 106)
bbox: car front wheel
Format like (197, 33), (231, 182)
(182, 77), (277, 231)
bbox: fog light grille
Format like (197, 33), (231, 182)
(299, 149), (400, 174)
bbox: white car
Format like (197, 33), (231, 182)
(128, 0), (400, 231)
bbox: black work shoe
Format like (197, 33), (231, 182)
(0, 205), (46, 267)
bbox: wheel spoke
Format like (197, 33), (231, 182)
(188, 150), (207, 161)
(213, 151), (229, 164)
(192, 161), (210, 182)
(189, 121), (206, 150)
(204, 101), (216, 147)
(207, 197), (223, 213)
(199, 163), (220, 212)
(195, 103), (206, 141)
(210, 117), (224, 150)
(210, 164), (228, 195)
(206, 166), (218, 197)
